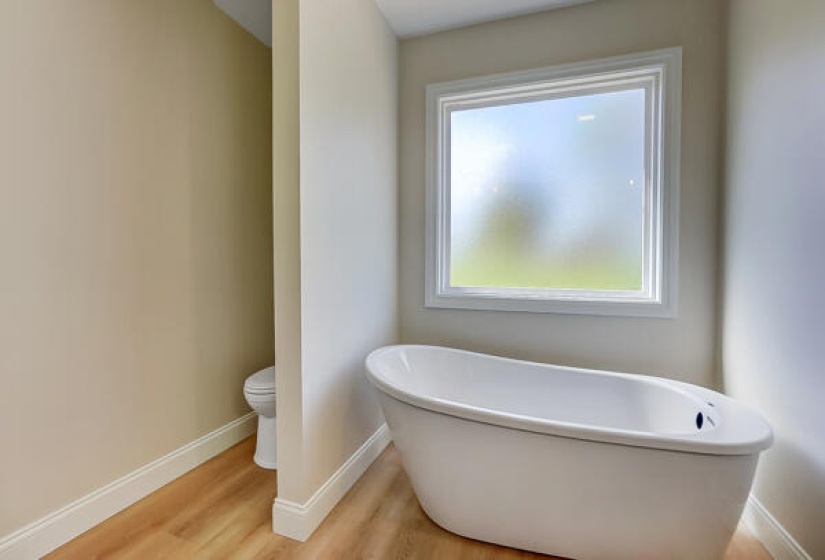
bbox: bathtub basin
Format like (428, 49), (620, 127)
(365, 345), (772, 560)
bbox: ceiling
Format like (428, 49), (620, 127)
(212, 0), (593, 47)
(373, 0), (594, 38)
(213, 0), (271, 47)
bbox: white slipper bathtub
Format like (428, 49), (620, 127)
(365, 345), (772, 560)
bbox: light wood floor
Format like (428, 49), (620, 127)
(47, 437), (772, 559)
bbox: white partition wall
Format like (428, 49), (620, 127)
(271, 0), (399, 540)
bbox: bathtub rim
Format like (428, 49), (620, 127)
(365, 345), (773, 456)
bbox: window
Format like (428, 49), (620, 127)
(425, 48), (681, 317)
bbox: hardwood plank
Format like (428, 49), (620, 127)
(727, 523), (772, 560)
(115, 531), (199, 560)
(46, 437), (772, 560)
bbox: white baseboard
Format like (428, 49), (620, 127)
(743, 495), (811, 560)
(272, 423), (391, 542)
(0, 412), (257, 560)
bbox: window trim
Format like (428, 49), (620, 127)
(424, 47), (682, 318)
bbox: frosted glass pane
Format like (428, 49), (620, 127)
(449, 89), (646, 291)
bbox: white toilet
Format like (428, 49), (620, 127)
(243, 366), (277, 469)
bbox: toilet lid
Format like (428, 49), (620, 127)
(245, 366), (276, 394)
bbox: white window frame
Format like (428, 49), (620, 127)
(424, 47), (682, 318)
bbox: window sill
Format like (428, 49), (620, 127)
(425, 290), (677, 318)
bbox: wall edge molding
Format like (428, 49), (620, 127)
(743, 494), (812, 560)
(0, 412), (257, 560)
(272, 423), (392, 541)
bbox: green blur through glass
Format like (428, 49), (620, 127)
(449, 88), (646, 291)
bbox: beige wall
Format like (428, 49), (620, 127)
(399, 0), (727, 386)
(0, 0), (273, 537)
(273, 0), (399, 506)
(724, 0), (825, 556)
(271, 0), (304, 503)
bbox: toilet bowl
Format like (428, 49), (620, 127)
(243, 366), (277, 469)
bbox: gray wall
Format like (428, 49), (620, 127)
(723, 0), (825, 556)
(399, 0), (727, 386)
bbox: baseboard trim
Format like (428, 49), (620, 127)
(743, 495), (811, 560)
(272, 423), (391, 541)
(0, 412), (257, 560)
